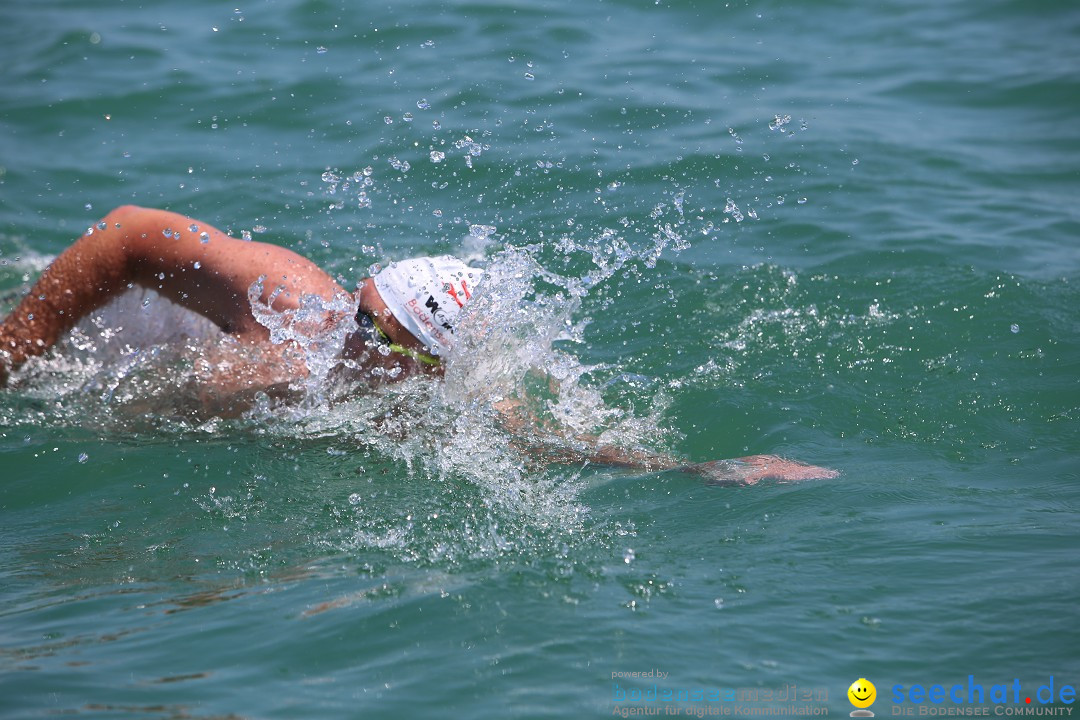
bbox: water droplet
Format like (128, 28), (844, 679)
(85, 203), (93, 211)
(714, 598), (725, 609)
(78, 452), (89, 464)
(193, 261), (201, 269)
(402, 112), (414, 122)
(1010, 323), (1020, 334)
(241, 230), (252, 241)
(416, 98), (430, 110)
(432, 120), (441, 130)
(852, 158), (859, 165)
(316, 46), (328, 54)
(769, 114), (792, 131)
(348, 493), (361, 505)
(189, 224), (199, 233)
(199, 231), (210, 243)
(724, 198), (744, 222)
(384, 116), (393, 124)
(430, 150), (445, 163)
(623, 548), (635, 564)
(524, 72), (535, 81)
(97, 221), (107, 230)
(797, 197), (808, 204)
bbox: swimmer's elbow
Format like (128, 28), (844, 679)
(109, 204), (150, 218)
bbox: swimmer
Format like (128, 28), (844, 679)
(0, 205), (837, 484)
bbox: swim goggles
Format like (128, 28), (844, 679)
(354, 308), (440, 367)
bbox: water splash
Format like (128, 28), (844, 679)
(442, 245), (674, 463)
(246, 276), (357, 411)
(460, 223), (497, 264)
(234, 243), (676, 565)
(3, 288), (229, 428)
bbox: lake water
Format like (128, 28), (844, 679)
(1, 0), (1078, 717)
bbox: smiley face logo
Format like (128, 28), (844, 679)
(848, 678), (877, 711)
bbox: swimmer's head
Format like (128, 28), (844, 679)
(371, 256), (484, 358)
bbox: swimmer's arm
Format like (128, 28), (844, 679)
(524, 433), (836, 484)
(0, 205), (346, 382)
(494, 399), (837, 484)
(575, 445), (839, 485)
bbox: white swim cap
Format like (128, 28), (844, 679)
(372, 256), (484, 357)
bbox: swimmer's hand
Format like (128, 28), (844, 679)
(677, 455), (839, 487)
